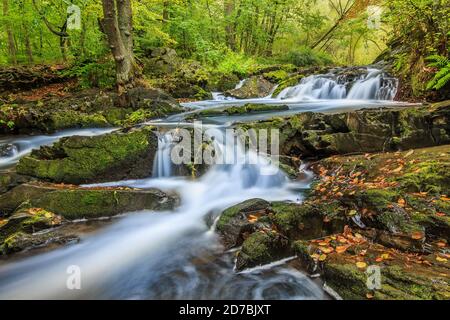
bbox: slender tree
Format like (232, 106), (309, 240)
(2, 0), (17, 64)
(101, 0), (139, 106)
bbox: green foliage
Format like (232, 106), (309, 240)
(0, 119), (15, 130)
(426, 55), (450, 90)
(280, 46), (333, 67)
(62, 60), (116, 89)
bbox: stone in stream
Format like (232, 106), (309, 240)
(238, 101), (450, 159)
(225, 76), (275, 99)
(0, 144), (18, 158)
(16, 126), (158, 185)
(0, 182), (179, 219)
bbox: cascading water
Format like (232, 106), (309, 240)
(0, 128), (327, 300)
(276, 68), (398, 101)
(152, 132), (176, 178)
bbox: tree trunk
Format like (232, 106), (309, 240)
(3, 0), (17, 64)
(101, 0), (138, 106)
(224, 0), (236, 50)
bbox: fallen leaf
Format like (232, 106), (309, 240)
(397, 198), (406, 207)
(366, 293), (374, 299)
(321, 247), (334, 254)
(436, 212), (446, 217)
(436, 256), (448, 263)
(404, 150), (414, 158)
(391, 166), (403, 173)
(437, 242), (447, 248)
(356, 261), (367, 269)
(375, 257), (383, 263)
(411, 232), (425, 240)
(381, 253), (390, 260)
(319, 254), (327, 262)
(336, 246), (348, 254)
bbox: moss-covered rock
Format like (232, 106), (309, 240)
(239, 104), (450, 160)
(235, 231), (290, 270)
(0, 87), (184, 134)
(16, 126), (157, 184)
(0, 182), (178, 219)
(226, 76), (275, 99)
(216, 198), (271, 249)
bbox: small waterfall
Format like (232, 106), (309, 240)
(276, 68), (398, 101)
(235, 79), (247, 90)
(152, 133), (175, 178)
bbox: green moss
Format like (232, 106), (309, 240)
(263, 70), (289, 83)
(396, 161), (450, 195)
(17, 127), (156, 184)
(31, 188), (176, 220)
(272, 74), (304, 97)
(50, 110), (110, 130)
(216, 198), (269, 232)
(359, 189), (399, 210)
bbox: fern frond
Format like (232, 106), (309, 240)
(435, 73), (450, 90)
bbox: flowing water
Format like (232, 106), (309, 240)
(0, 67), (409, 300)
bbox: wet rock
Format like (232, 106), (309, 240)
(1, 231), (78, 255)
(142, 48), (212, 100)
(0, 208), (64, 243)
(0, 87), (184, 134)
(216, 199), (271, 249)
(226, 76), (275, 99)
(294, 239), (450, 300)
(0, 182), (179, 219)
(16, 126), (158, 184)
(0, 144), (18, 158)
(0, 170), (31, 195)
(235, 231), (290, 271)
(239, 104), (450, 159)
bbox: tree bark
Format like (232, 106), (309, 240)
(224, 0), (236, 50)
(101, 0), (138, 106)
(3, 0), (17, 64)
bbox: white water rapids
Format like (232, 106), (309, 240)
(0, 67), (406, 299)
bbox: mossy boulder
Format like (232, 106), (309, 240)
(16, 126), (158, 184)
(235, 231), (290, 271)
(142, 48), (212, 100)
(239, 104), (450, 160)
(216, 198), (271, 249)
(226, 76), (275, 99)
(0, 182), (178, 219)
(271, 201), (347, 240)
(0, 208), (63, 243)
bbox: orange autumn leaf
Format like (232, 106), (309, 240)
(336, 246), (348, 254)
(397, 198), (406, 207)
(411, 232), (425, 240)
(437, 242), (447, 248)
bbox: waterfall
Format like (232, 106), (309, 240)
(152, 133), (175, 178)
(0, 128), (312, 300)
(276, 68), (398, 101)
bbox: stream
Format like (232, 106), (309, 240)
(0, 68), (411, 299)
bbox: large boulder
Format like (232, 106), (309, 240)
(216, 199), (271, 249)
(142, 48), (212, 100)
(226, 76), (275, 99)
(239, 103), (450, 159)
(16, 126), (158, 184)
(0, 182), (178, 219)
